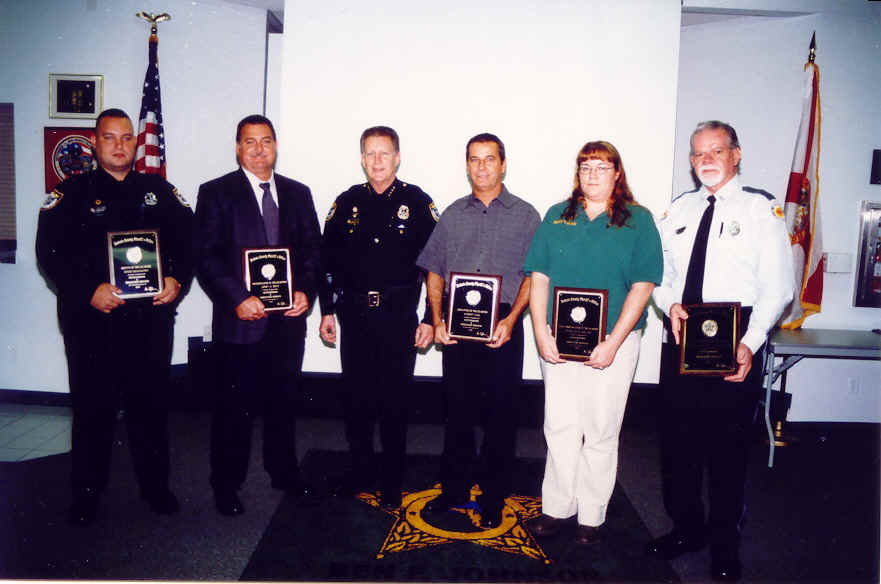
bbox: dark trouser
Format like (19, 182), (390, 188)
(439, 303), (523, 502)
(210, 314), (305, 492)
(63, 304), (174, 499)
(659, 309), (763, 549)
(337, 297), (418, 489)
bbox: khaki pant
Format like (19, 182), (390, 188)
(539, 330), (642, 526)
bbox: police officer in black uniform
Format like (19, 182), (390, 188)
(319, 126), (437, 507)
(36, 108), (193, 526)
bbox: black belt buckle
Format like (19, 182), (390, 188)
(367, 291), (381, 308)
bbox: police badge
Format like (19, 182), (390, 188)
(144, 192), (158, 206)
(397, 204), (410, 220)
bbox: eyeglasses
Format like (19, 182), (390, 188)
(578, 164), (615, 176)
(690, 148), (730, 162)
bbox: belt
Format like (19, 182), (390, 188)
(343, 285), (418, 310)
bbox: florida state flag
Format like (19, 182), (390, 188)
(780, 37), (823, 329)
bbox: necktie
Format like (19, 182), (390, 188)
(681, 195), (716, 305)
(260, 182), (279, 245)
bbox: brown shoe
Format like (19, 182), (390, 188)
(529, 514), (572, 536)
(575, 524), (601, 545)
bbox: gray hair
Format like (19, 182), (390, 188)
(690, 120), (741, 173)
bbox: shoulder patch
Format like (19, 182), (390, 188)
(172, 187), (190, 208)
(743, 186), (775, 201)
(772, 204), (784, 219)
(325, 202), (337, 222)
(40, 190), (63, 211)
(429, 202), (440, 222)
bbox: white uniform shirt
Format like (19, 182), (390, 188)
(653, 176), (794, 353)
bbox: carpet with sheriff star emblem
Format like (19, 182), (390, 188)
(241, 451), (678, 582)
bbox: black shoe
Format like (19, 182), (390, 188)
(645, 530), (707, 560)
(68, 492), (100, 526)
(478, 496), (506, 528)
(143, 488), (180, 515)
(214, 490), (244, 516)
(575, 524), (602, 545)
(711, 545), (742, 581)
(529, 514), (572, 537)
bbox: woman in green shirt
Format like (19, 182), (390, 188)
(524, 141), (662, 545)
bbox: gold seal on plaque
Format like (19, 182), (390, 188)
(701, 319), (719, 337)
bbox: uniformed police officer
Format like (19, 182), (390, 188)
(648, 120), (793, 581)
(319, 126), (437, 508)
(36, 108), (193, 526)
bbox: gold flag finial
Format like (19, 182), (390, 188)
(136, 11), (171, 35)
(808, 31), (816, 63)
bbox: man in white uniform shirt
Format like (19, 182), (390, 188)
(647, 121), (793, 582)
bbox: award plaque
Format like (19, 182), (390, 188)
(679, 302), (741, 375)
(552, 287), (608, 361)
(447, 272), (502, 342)
(243, 247), (293, 312)
(107, 230), (163, 299)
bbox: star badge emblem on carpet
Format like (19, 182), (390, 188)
(356, 484), (551, 564)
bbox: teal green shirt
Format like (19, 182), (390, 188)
(524, 201), (663, 334)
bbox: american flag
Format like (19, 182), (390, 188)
(135, 27), (166, 177)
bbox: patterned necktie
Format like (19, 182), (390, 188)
(681, 195), (716, 305)
(260, 182), (279, 245)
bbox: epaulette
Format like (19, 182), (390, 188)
(742, 186), (774, 201)
(671, 186), (700, 203)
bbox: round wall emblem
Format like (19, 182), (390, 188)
(52, 134), (95, 182)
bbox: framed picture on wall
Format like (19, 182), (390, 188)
(44, 126), (96, 193)
(854, 200), (881, 308)
(49, 74), (103, 119)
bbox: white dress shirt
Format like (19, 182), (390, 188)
(653, 176), (794, 353)
(241, 167), (277, 215)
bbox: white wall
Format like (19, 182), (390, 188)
(0, 0), (267, 393)
(279, 0), (683, 382)
(674, 9), (881, 421)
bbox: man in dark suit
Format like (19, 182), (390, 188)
(194, 114), (322, 516)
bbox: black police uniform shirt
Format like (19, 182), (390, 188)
(319, 178), (438, 317)
(36, 167), (193, 326)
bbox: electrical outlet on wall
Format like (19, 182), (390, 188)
(847, 378), (860, 395)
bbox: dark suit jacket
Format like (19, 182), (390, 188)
(194, 169), (321, 344)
